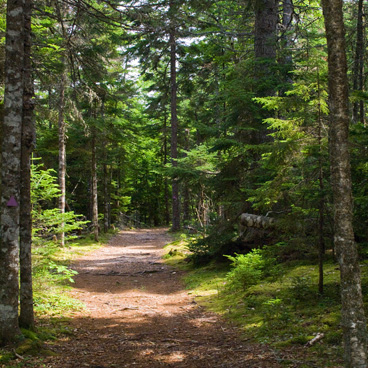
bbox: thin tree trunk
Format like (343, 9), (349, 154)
(0, 0), (24, 343)
(316, 67), (326, 295)
(352, 0), (364, 124)
(163, 110), (170, 226)
(58, 68), (66, 246)
(103, 161), (109, 233)
(169, 3), (180, 231)
(100, 100), (109, 233)
(19, 0), (35, 329)
(322, 0), (368, 365)
(91, 128), (99, 241)
(183, 128), (190, 224)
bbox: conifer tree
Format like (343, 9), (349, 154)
(322, 0), (368, 365)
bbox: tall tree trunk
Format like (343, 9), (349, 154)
(0, 0), (24, 343)
(352, 0), (364, 124)
(19, 0), (35, 329)
(254, 0), (278, 96)
(91, 128), (99, 241)
(321, 0), (368, 366)
(58, 68), (66, 246)
(169, 3), (180, 231)
(316, 69), (326, 296)
(183, 128), (190, 224)
(254, 0), (278, 145)
(281, 0), (293, 85)
(103, 161), (109, 233)
(163, 110), (170, 226)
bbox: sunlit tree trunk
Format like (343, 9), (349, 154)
(0, 0), (24, 343)
(19, 0), (35, 329)
(322, 0), (368, 365)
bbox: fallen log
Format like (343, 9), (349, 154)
(239, 213), (275, 229)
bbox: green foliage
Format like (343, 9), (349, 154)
(31, 163), (89, 243)
(225, 249), (271, 290)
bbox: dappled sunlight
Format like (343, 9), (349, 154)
(38, 229), (281, 367)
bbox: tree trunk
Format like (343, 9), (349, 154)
(317, 69), (325, 296)
(19, 0), (35, 329)
(169, 2), (180, 231)
(0, 0), (24, 343)
(163, 110), (170, 226)
(321, 0), (368, 366)
(103, 161), (109, 233)
(58, 68), (66, 246)
(254, 0), (278, 96)
(352, 0), (364, 125)
(91, 128), (99, 241)
(281, 0), (293, 85)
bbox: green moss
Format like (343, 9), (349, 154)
(0, 351), (15, 363)
(20, 328), (39, 341)
(164, 233), (348, 366)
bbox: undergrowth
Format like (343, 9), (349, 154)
(163, 233), (349, 367)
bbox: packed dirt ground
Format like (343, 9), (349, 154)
(28, 228), (303, 367)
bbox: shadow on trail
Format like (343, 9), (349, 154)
(43, 228), (283, 367)
(52, 310), (280, 368)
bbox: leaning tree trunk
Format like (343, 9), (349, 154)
(169, 4), (180, 231)
(322, 0), (368, 366)
(0, 0), (24, 343)
(19, 0), (35, 329)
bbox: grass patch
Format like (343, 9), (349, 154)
(164, 235), (346, 367)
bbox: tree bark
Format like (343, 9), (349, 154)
(103, 161), (109, 233)
(19, 0), (35, 329)
(169, 2), (180, 231)
(58, 68), (66, 246)
(352, 0), (364, 125)
(91, 128), (99, 241)
(321, 0), (368, 366)
(254, 0), (278, 96)
(163, 109), (170, 226)
(0, 0), (24, 343)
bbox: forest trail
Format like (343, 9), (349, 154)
(42, 228), (282, 368)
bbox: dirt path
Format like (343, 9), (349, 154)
(42, 228), (282, 368)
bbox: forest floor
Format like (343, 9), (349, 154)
(32, 227), (289, 368)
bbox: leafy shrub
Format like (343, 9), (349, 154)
(225, 249), (266, 290)
(31, 163), (89, 242)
